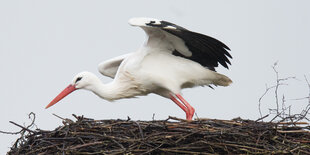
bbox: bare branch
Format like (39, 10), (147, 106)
(0, 112), (36, 135)
(258, 63), (308, 122)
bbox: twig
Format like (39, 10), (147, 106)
(133, 121), (144, 139)
(0, 112), (36, 135)
(258, 63), (308, 123)
(68, 141), (103, 150)
(9, 121), (35, 134)
(255, 114), (269, 122)
(167, 116), (188, 122)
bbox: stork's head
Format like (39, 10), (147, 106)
(71, 71), (100, 90)
(128, 17), (161, 27)
(45, 71), (100, 109)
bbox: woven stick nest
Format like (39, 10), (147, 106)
(7, 114), (310, 155)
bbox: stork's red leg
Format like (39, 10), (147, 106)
(170, 94), (195, 120)
(170, 95), (187, 113)
(175, 94), (195, 120)
(170, 95), (192, 120)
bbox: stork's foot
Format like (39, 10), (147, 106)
(185, 104), (195, 120)
(186, 107), (195, 120)
(170, 94), (195, 120)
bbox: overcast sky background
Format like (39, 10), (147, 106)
(1, 0), (310, 154)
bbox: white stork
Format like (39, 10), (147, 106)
(46, 17), (232, 120)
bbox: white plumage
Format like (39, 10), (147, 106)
(46, 17), (232, 120)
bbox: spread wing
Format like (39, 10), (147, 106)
(129, 17), (232, 71)
(98, 53), (132, 78)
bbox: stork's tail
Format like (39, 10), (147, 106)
(212, 72), (232, 86)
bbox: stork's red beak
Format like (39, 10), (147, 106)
(45, 84), (77, 109)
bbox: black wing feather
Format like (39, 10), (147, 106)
(147, 20), (232, 71)
(165, 28), (232, 71)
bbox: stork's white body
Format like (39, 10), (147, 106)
(97, 48), (229, 101)
(47, 17), (232, 120)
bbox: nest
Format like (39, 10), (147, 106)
(7, 114), (310, 155)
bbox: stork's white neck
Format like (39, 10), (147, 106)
(85, 78), (146, 101)
(87, 82), (123, 101)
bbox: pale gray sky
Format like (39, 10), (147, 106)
(1, 0), (310, 154)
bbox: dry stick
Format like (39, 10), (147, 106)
(258, 84), (276, 118)
(133, 121), (144, 139)
(0, 129), (21, 135)
(281, 75), (310, 123)
(272, 65), (295, 117)
(68, 141), (103, 150)
(269, 112), (284, 123)
(272, 64), (280, 115)
(259, 63), (303, 122)
(255, 130), (268, 145)
(255, 114), (269, 122)
(0, 112), (36, 134)
(277, 130), (310, 133)
(52, 113), (66, 120)
(26, 144), (61, 154)
(300, 75), (310, 121)
(9, 121), (35, 134)
(160, 148), (211, 154)
(167, 116), (188, 122)
(52, 113), (75, 124)
(140, 143), (164, 155)
(175, 130), (200, 143)
(26, 112), (36, 129)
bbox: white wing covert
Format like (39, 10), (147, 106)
(98, 53), (132, 78)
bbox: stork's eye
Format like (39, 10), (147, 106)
(75, 77), (82, 83)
